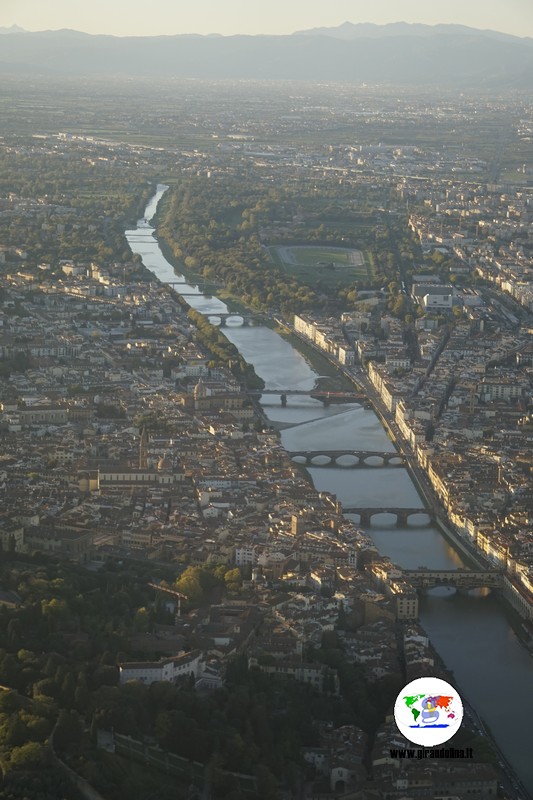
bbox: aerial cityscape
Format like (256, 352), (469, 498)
(0, 6), (532, 800)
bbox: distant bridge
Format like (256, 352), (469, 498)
(289, 450), (405, 467)
(342, 507), (434, 526)
(258, 389), (366, 398)
(248, 389), (367, 405)
(207, 312), (258, 327)
(403, 569), (503, 591)
(166, 281), (224, 290)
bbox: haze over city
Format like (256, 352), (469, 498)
(2, 0), (533, 38)
(0, 0), (533, 799)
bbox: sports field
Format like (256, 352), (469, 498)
(268, 244), (370, 286)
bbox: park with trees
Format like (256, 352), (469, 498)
(0, 552), (411, 799)
(156, 171), (420, 319)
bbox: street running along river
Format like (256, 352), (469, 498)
(126, 185), (533, 794)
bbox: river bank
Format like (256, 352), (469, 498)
(276, 318), (504, 577)
(125, 185), (533, 797)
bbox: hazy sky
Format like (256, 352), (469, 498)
(2, 0), (533, 38)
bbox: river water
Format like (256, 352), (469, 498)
(126, 185), (533, 794)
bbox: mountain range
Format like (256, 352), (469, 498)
(0, 21), (532, 87)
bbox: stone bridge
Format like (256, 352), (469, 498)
(259, 390), (366, 399)
(207, 313), (257, 327)
(342, 507), (434, 526)
(403, 569), (503, 591)
(289, 450), (405, 467)
(247, 391), (366, 406)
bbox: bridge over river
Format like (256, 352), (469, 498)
(403, 568), (503, 591)
(248, 390), (367, 405)
(341, 507), (434, 526)
(289, 449), (405, 467)
(206, 312), (258, 326)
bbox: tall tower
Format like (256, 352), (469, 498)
(139, 426), (148, 469)
(291, 513), (305, 536)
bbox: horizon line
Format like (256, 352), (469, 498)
(0, 20), (530, 41)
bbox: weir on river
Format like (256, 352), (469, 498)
(125, 184), (533, 795)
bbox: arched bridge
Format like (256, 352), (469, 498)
(342, 507), (434, 526)
(289, 450), (405, 467)
(248, 390), (367, 406)
(403, 569), (503, 591)
(207, 313), (257, 327)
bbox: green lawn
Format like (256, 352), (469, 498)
(268, 244), (371, 286)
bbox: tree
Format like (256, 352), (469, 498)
(175, 567), (204, 605)
(224, 568), (242, 595)
(387, 281), (399, 295)
(133, 606), (151, 633)
(9, 741), (44, 770)
(1, 714), (28, 747)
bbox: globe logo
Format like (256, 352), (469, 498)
(394, 677), (463, 746)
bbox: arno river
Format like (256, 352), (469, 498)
(127, 185), (533, 794)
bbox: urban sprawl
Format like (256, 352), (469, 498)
(0, 89), (532, 799)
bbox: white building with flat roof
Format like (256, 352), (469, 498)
(119, 650), (203, 685)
